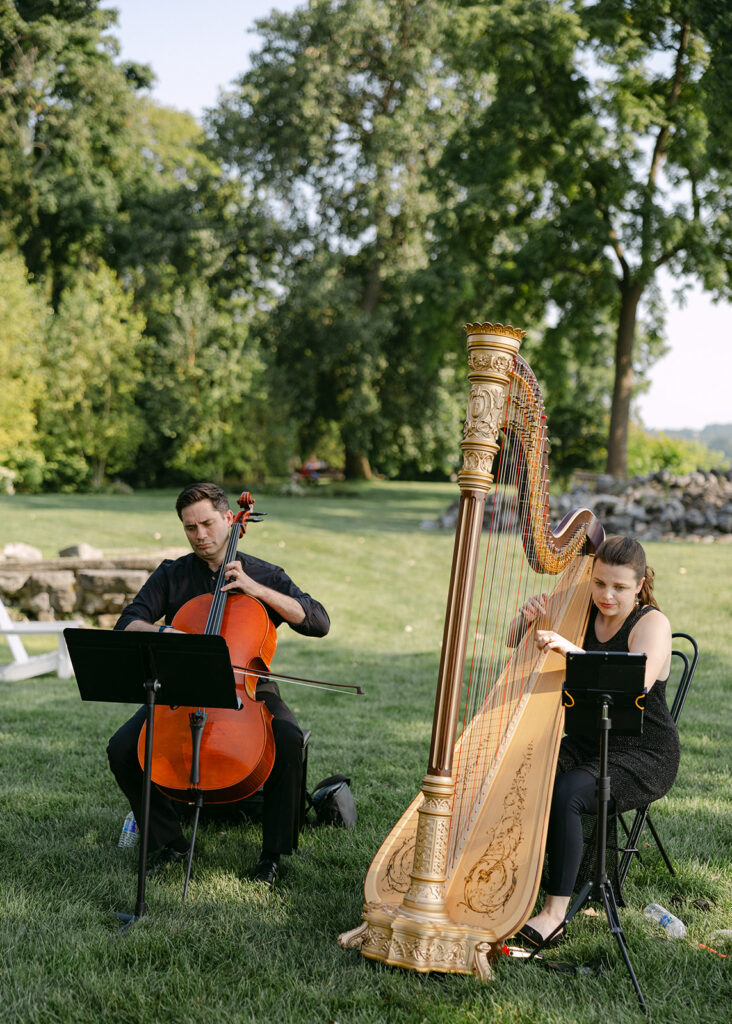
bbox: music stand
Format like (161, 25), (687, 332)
(64, 628), (238, 930)
(529, 651), (649, 1015)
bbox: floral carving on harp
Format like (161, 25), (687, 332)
(339, 321), (604, 978)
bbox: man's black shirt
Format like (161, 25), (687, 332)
(114, 551), (330, 637)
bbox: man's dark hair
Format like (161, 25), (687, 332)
(175, 482), (230, 519)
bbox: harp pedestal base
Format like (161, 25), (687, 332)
(340, 902), (502, 979)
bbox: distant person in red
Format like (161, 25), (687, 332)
(302, 453), (321, 481)
(106, 482), (330, 887)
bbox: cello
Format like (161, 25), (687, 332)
(136, 492), (277, 808)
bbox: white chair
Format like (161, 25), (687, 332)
(0, 598), (82, 681)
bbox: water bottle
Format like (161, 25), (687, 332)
(643, 903), (687, 938)
(117, 811), (139, 849)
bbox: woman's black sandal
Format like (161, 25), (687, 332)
(516, 923), (565, 948)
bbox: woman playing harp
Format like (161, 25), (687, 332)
(514, 535), (677, 948)
(339, 321), (604, 977)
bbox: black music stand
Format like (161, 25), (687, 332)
(529, 651), (648, 1015)
(64, 628), (238, 931)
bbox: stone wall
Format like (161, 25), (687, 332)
(551, 469), (732, 542)
(422, 469), (732, 543)
(0, 549), (187, 627)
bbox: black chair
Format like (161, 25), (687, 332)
(616, 632), (699, 891)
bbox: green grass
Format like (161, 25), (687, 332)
(1, 483), (731, 1023)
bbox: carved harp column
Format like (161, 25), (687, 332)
(406, 324), (525, 913)
(429, 323), (525, 777)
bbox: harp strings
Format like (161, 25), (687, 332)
(447, 369), (574, 867)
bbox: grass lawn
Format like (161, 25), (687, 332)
(1, 482), (730, 1024)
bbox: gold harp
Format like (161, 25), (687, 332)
(339, 322), (603, 979)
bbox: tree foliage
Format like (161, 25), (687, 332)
(627, 425), (729, 476)
(438, 0), (732, 475)
(209, 0), (480, 477)
(1, 2), (281, 491)
(1, 0), (729, 493)
(38, 263), (147, 490)
(0, 1), (153, 300)
(0, 249), (48, 490)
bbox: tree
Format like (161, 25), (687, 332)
(38, 263), (147, 490)
(1, 3), (307, 490)
(0, 250), (48, 490)
(209, 0), (483, 477)
(626, 425), (729, 475)
(107, 100), (283, 486)
(133, 280), (286, 487)
(438, 0), (732, 477)
(0, 0), (154, 302)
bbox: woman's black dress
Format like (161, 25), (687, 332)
(557, 604), (680, 812)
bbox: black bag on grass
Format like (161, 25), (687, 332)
(306, 773), (357, 828)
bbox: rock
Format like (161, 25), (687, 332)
(435, 468), (732, 542)
(58, 542), (104, 559)
(685, 508), (705, 529)
(96, 614), (120, 629)
(717, 513), (732, 533)
(18, 570), (77, 617)
(595, 474), (620, 493)
(2, 542), (42, 562)
(76, 568), (148, 594)
(438, 502), (460, 530)
(76, 569), (148, 616)
(624, 502), (649, 521)
(0, 571), (30, 595)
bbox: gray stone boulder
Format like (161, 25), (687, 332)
(2, 542), (42, 562)
(58, 542), (104, 559)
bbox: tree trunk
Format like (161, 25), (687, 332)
(343, 258), (381, 481)
(606, 283), (644, 478)
(91, 458), (106, 491)
(345, 448), (373, 480)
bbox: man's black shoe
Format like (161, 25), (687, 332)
(146, 843), (189, 878)
(250, 855), (278, 887)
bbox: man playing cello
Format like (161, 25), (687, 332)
(107, 482), (330, 886)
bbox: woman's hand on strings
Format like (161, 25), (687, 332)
(506, 593), (548, 646)
(536, 629), (583, 657)
(520, 593), (548, 625)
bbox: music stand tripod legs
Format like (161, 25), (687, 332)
(63, 628), (239, 931)
(529, 702), (647, 1015)
(117, 677), (159, 931)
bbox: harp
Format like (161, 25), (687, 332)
(339, 322), (604, 978)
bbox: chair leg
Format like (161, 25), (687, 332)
(618, 808), (649, 890)
(296, 729), (312, 845)
(645, 812), (675, 876)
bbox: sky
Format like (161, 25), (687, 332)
(102, 0), (731, 433)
